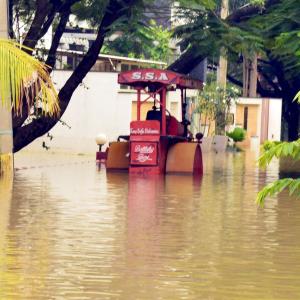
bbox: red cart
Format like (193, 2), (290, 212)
(103, 68), (203, 176)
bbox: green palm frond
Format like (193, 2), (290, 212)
(294, 90), (300, 103)
(258, 139), (300, 168)
(256, 178), (300, 206)
(0, 39), (59, 116)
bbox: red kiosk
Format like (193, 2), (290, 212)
(103, 68), (204, 176)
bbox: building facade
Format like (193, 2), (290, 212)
(24, 53), (194, 154)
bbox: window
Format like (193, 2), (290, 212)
(91, 60), (115, 72)
(69, 43), (84, 52)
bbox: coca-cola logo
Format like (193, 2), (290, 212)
(134, 145), (154, 154)
(131, 142), (157, 165)
(136, 153), (151, 163)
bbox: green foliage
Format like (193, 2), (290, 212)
(103, 19), (172, 62)
(173, 1), (264, 63)
(248, 0), (300, 79)
(173, 0), (300, 97)
(72, 0), (172, 62)
(172, 0), (300, 139)
(257, 89), (300, 205)
(294, 91), (300, 102)
(250, 0), (264, 5)
(226, 127), (246, 143)
(258, 139), (300, 169)
(257, 136), (300, 205)
(72, 0), (108, 26)
(0, 39), (59, 116)
(257, 178), (300, 206)
(178, 0), (216, 10)
(72, 0), (146, 27)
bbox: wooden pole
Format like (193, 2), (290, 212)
(0, 0), (13, 175)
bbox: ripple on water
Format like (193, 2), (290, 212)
(1, 151), (300, 299)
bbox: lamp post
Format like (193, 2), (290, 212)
(95, 133), (108, 164)
(0, 0), (13, 176)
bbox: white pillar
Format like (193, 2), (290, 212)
(0, 0), (13, 175)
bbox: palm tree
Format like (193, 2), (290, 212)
(0, 39), (59, 175)
(0, 39), (59, 115)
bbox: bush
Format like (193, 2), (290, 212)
(226, 127), (246, 143)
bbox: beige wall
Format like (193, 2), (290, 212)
(131, 102), (154, 121)
(236, 104), (259, 147)
(233, 98), (282, 147)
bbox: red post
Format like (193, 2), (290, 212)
(137, 88), (141, 121)
(181, 88), (184, 122)
(161, 87), (166, 135)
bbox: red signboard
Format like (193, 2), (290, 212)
(118, 68), (203, 90)
(130, 120), (160, 136)
(119, 69), (178, 85)
(130, 142), (158, 165)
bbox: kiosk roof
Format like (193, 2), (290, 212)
(118, 68), (203, 90)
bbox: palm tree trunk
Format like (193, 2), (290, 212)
(0, 0), (13, 175)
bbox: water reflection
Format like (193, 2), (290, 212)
(0, 152), (300, 299)
(0, 176), (12, 298)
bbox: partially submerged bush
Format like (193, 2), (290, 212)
(226, 127), (246, 143)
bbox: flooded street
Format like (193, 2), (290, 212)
(1, 151), (300, 299)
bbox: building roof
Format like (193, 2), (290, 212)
(56, 49), (167, 66)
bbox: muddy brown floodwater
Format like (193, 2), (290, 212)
(1, 151), (300, 299)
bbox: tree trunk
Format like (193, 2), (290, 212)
(23, 0), (53, 51)
(13, 0), (138, 152)
(215, 110), (226, 135)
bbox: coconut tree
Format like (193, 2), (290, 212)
(0, 38), (59, 174)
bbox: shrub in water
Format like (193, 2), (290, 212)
(226, 127), (246, 143)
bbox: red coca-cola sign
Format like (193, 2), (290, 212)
(130, 142), (158, 165)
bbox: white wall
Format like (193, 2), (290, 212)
(268, 99), (282, 141)
(230, 97), (282, 145)
(25, 70), (184, 154)
(26, 71), (127, 153)
(24, 73), (283, 154)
